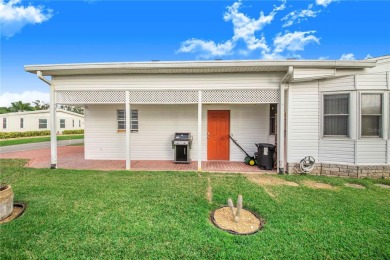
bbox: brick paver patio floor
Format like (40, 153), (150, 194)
(1, 146), (273, 173)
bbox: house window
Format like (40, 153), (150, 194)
(323, 94), (349, 136)
(72, 119), (75, 127)
(117, 109), (138, 132)
(2, 118), (6, 129)
(361, 93), (382, 137)
(79, 120), (81, 127)
(60, 119), (66, 128)
(269, 104), (277, 135)
(20, 118), (24, 129)
(39, 119), (47, 129)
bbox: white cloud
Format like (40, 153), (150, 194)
(177, 0), (286, 58)
(365, 54), (373, 59)
(318, 56), (329, 60)
(177, 0), (321, 60)
(339, 53), (355, 60)
(273, 31), (320, 53)
(0, 91), (49, 107)
(0, 0), (53, 38)
(261, 31), (319, 60)
(316, 0), (336, 7)
(282, 4), (320, 27)
(177, 39), (234, 58)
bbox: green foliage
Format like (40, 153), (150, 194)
(0, 130), (51, 139)
(8, 101), (34, 112)
(32, 100), (50, 110)
(0, 162), (388, 259)
(62, 129), (84, 135)
(0, 107), (9, 114)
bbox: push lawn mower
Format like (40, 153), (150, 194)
(228, 135), (256, 166)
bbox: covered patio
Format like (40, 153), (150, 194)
(0, 146), (272, 173)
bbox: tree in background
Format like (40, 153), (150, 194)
(58, 105), (84, 115)
(8, 101), (34, 112)
(32, 100), (50, 110)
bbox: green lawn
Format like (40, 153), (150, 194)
(0, 135), (84, 147)
(1, 159), (389, 259)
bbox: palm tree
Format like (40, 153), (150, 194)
(8, 101), (34, 112)
(32, 100), (50, 110)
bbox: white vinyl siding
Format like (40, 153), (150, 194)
(287, 81), (319, 162)
(320, 140), (355, 164)
(319, 76), (355, 92)
(39, 119), (47, 129)
(84, 104), (269, 161)
(356, 73), (388, 90)
(53, 73), (284, 91)
(356, 140), (387, 164)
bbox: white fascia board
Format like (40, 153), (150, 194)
(24, 59), (378, 76)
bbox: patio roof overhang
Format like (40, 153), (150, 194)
(24, 59), (377, 76)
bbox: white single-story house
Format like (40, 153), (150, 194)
(24, 55), (390, 177)
(1, 110), (84, 133)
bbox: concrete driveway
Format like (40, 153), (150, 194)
(0, 139), (84, 154)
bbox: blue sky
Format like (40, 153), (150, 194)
(1, 0), (389, 106)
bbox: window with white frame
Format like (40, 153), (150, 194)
(117, 109), (138, 132)
(269, 104), (277, 135)
(72, 119), (75, 127)
(361, 93), (382, 137)
(2, 118), (6, 129)
(60, 119), (66, 128)
(79, 120), (81, 127)
(39, 119), (47, 129)
(20, 118), (24, 129)
(323, 94), (349, 136)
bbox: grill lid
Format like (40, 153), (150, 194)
(174, 132), (191, 140)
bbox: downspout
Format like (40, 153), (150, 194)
(37, 71), (57, 169)
(277, 66), (293, 174)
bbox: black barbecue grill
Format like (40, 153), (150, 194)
(172, 132), (192, 163)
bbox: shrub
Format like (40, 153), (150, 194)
(62, 129), (84, 135)
(0, 130), (51, 139)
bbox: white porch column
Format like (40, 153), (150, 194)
(50, 85), (57, 169)
(125, 91), (131, 170)
(277, 84), (285, 173)
(277, 66), (293, 174)
(198, 90), (202, 171)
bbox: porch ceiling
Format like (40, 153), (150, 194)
(25, 59), (376, 76)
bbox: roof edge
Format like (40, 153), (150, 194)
(24, 59), (378, 75)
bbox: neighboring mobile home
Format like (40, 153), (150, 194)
(25, 55), (390, 177)
(1, 110), (84, 133)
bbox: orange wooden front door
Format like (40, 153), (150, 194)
(207, 110), (230, 160)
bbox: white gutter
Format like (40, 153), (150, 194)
(277, 66), (293, 174)
(37, 71), (57, 169)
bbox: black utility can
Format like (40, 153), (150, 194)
(255, 143), (275, 170)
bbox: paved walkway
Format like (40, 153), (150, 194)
(0, 146), (271, 173)
(0, 139), (84, 154)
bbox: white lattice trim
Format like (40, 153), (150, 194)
(128, 91), (198, 103)
(56, 89), (279, 104)
(202, 89), (279, 103)
(56, 91), (125, 104)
